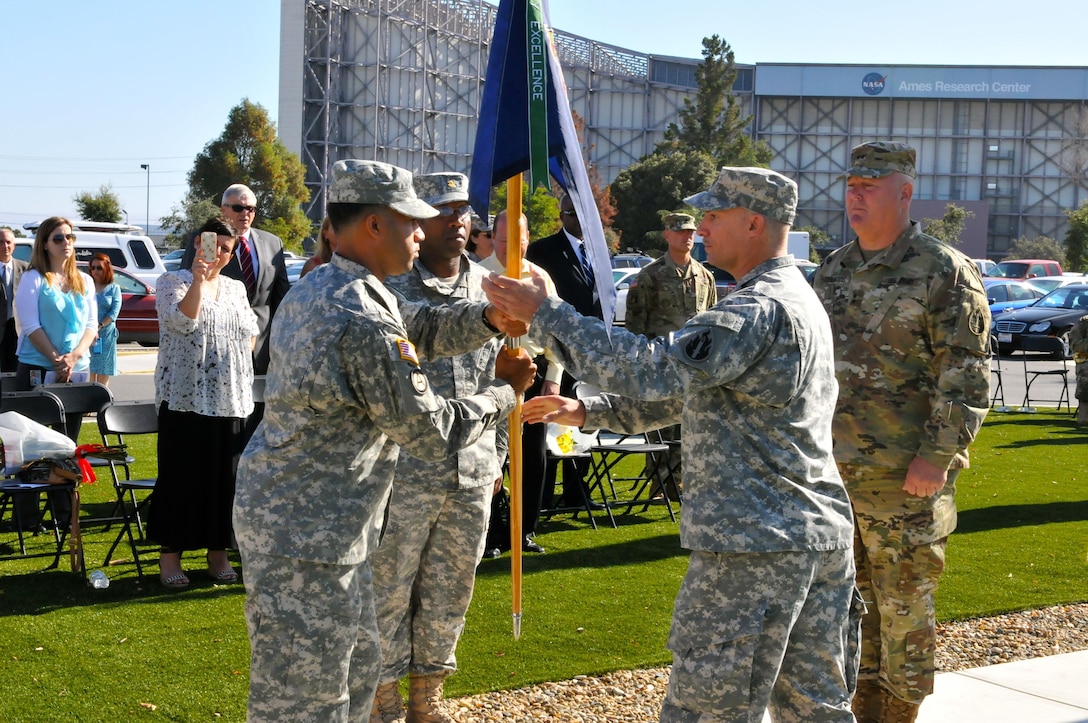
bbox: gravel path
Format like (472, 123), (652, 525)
(445, 602), (1088, 722)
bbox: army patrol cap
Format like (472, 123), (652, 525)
(663, 212), (697, 231)
(684, 167), (798, 225)
(414, 172), (469, 207)
(845, 141), (917, 179)
(328, 160), (439, 219)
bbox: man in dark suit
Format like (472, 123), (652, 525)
(525, 195), (603, 510)
(0, 228), (29, 372)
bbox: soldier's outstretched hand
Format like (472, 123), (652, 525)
(522, 395), (586, 427)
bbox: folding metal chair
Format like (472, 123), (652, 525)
(538, 424), (601, 529)
(585, 429), (678, 522)
(96, 400), (159, 578)
(0, 390), (84, 576)
(40, 382), (114, 443)
(989, 335), (1010, 412)
(1018, 338), (1072, 413)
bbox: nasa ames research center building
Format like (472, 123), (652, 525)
(277, 0), (1088, 260)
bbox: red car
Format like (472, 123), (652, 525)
(78, 263), (159, 346)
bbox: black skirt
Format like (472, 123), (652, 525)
(146, 403), (246, 552)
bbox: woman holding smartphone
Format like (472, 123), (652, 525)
(149, 215), (259, 589)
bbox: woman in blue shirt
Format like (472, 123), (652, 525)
(88, 253), (122, 386)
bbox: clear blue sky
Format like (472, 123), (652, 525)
(1, 0), (1083, 232)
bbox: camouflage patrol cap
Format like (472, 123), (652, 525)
(328, 160), (438, 219)
(845, 141), (917, 179)
(663, 213), (697, 231)
(684, 167), (798, 225)
(413, 172), (469, 207)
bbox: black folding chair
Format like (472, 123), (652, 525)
(96, 400), (159, 578)
(1018, 338), (1072, 412)
(0, 390), (84, 576)
(40, 382), (114, 443)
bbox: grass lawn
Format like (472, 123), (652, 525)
(0, 411), (1085, 720)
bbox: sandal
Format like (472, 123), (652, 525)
(160, 571), (190, 589)
(206, 551), (239, 583)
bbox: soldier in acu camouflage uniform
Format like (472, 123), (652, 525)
(369, 172), (505, 723)
(813, 142), (991, 723)
(488, 167), (859, 723)
(232, 160), (535, 723)
(626, 212), (717, 496)
(1072, 313), (1088, 425)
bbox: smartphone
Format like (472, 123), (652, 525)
(200, 231), (218, 263)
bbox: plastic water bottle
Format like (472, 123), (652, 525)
(89, 570), (110, 589)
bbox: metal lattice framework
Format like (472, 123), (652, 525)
(756, 95), (1088, 253)
(288, 0), (716, 220)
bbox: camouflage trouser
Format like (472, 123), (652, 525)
(660, 548), (859, 723)
(370, 482), (491, 683)
(240, 550), (380, 722)
(1076, 361), (1088, 403)
(840, 464), (959, 704)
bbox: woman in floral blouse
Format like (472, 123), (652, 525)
(148, 215), (259, 590)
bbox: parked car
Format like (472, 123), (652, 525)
(973, 259), (997, 276)
(983, 279), (1047, 315)
(794, 259), (818, 284)
(161, 248), (186, 272)
(610, 253), (653, 269)
(1026, 275), (1085, 294)
(611, 267), (640, 324)
(991, 283), (1088, 358)
(985, 258), (1063, 281)
(78, 263), (159, 346)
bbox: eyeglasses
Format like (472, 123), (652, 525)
(560, 210), (577, 217)
(228, 204), (257, 214)
(435, 204), (473, 218)
(50, 233), (76, 244)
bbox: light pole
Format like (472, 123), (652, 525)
(140, 164), (150, 232)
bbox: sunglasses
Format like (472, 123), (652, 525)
(50, 233), (76, 243)
(435, 204), (472, 218)
(228, 204), (257, 214)
(89, 265), (105, 271)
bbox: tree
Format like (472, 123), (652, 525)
(1006, 234), (1065, 263)
(73, 184), (123, 223)
(1064, 202), (1088, 272)
(920, 203), (975, 246)
(609, 149), (717, 254)
(488, 182), (560, 242)
(660, 35), (772, 168)
(181, 99), (311, 250)
(793, 225), (830, 262)
(160, 195), (221, 248)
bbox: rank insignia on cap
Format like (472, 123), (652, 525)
(396, 338), (420, 366)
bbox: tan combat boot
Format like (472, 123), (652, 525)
(850, 680), (883, 723)
(881, 690), (920, 723)
(370, 681), (407, 723)
(406, 672), (455, 723)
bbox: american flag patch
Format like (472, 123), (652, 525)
(396, 338), (420, 365)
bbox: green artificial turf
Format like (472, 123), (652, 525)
(0, 412), (1084, 719)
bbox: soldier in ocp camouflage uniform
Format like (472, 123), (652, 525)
(369, 173), (504, 723)
(1072, 313), (1088, 425)
(626, 212), (717, 497)
(626, 212), (717, 338)
(232, 160), (535, 723)
(488, 167), (859, 723)
(813, 142), (991, 723)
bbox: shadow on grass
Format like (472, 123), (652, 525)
(474, 531), (686, 578)
(0, 545), (245, 618)
(956, 499), (1088, 534)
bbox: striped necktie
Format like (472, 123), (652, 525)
(238, 235), (257, 297)
(579, 242), (594, 284)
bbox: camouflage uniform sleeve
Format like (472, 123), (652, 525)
(395, 292), (497, 360)
(919, 263), (991, 468)
(340, 316), (516, 463)
(581, 392), (683, 434)
(625, 269), (653, 336)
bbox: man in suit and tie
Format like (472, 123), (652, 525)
(218, 184), (292, 376)
(0, 228), (29, 372)
(525, 195), (603, 511)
